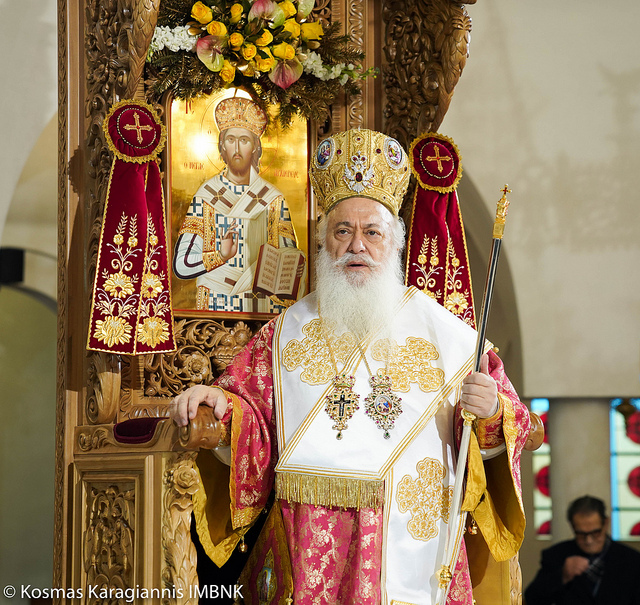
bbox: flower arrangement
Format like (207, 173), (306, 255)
(146, 0), (375, 126)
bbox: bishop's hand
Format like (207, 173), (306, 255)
(460, 354), (499, 419)
(220, 220), (239, 261)
(169, 385), (229, 427)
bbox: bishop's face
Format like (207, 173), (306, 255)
(324, 197), (397, 283)
(220, 127), (256, 184)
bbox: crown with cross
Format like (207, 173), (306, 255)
(214, 97), (268, 138)
(309, 128), (411, 216)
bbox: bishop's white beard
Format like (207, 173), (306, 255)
(315, 246), (406, 340)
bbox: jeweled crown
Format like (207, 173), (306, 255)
(214, 97), (267, 137)
(309, 128), (410, 216)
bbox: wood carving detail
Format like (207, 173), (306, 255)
(125, 0), (161, 100)
(83, 483), (136, 601)
(55, 0), (68, 591)
(87, 352), (122, 424)
(346, 0), (366, 130)
(162, 453), (199, 604)
(312, 0), (332, 25)
(142, 318), (258, 398)
(78, 427), (113, 453)
(382, 0), (475, 152)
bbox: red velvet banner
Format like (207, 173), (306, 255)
(87, 100), (177, 355)
(405, 133), (476, 328)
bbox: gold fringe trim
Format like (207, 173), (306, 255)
(276, 472), (384, 510)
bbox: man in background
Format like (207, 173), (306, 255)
(525, 495), (640, 605)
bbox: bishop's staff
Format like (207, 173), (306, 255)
(437, 185), (511, 603)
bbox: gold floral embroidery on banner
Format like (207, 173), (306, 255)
(92, 213), (141, 347)
(412, 235), (474, 327)
(413, 235), (442, 301)
(396, 457), (454, 541)
(91, 212), (171, 349)
(282, 319), (356, 385)
(135, 216), (171, 347)
(371, 337), (444, 393)
(444, 239), (474, 327)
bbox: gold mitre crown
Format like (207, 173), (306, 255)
(309, 128), (410, 216)
(214, 97), (267, 137)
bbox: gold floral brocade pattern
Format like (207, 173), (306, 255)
(282, 319), (357, 385)
(372, 337), (445, 393)
(396, 457), (453, 541)
(283, 321), (446, 393)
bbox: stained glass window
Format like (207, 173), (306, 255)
(531, 398), (551, 538)
(610, 398), (640, 540)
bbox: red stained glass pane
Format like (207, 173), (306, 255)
(627, 466), (640, 497)
(626, 411), (640, 445)
(536, 465), (550, 497)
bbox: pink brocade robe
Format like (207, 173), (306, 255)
(203, 320), (530, 605)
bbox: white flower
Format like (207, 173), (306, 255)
(148, 25), (197, 57)
(301, 51), (354, 83)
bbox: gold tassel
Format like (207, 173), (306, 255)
(276, 472), (384, 509)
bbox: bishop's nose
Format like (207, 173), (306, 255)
(347, 235), (366, 254)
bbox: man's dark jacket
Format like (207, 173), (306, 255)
(524, 538), (640, 605)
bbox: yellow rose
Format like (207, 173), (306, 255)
(242, 43), (258, 61)
(255, 48), (276, 72)
(229, 3), (243, 24)
(219, 60), (236, 83)
(255, 30), (274, 47)
(300, 21), (324, 42)
(229, 32), (244, 50)
(278, 1), (297, 19)
(282, 18), (301, 38)
(191, 1), (213, 24)
(207, 20), (228, 36)
(272, 42), (296, 61)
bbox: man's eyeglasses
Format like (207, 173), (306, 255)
(573, 527), (604, 539)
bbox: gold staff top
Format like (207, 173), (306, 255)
(493, 184), (511, 240)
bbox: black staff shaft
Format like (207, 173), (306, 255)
(473, 238), (502, 373)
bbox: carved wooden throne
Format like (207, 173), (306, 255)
(57, 1), (538, 603)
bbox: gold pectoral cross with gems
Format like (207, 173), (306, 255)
(325, 373), (360, 439)
(124, 111), (154, 143)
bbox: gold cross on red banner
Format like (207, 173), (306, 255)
(124, 111), (154, 144)
(425, 144), (452, 173)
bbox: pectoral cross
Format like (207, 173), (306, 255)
(325, 381), (359, 440)
(336, 393), (351, 418)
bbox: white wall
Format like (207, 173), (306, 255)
(445, 0), (640, 398)
(0, 0), (58, 246)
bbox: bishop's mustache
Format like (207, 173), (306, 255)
(334, 252), (380, 268)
